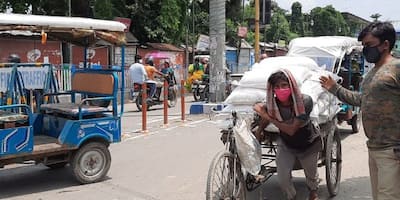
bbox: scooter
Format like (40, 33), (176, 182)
(131, 76), (177, 111)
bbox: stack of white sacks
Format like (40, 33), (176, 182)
(224, 56), (341, 125)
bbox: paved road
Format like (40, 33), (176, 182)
(0, 97), (373, 200)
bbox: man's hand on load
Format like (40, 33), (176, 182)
(319, 75), (336, 90)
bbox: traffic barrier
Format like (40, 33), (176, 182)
(181, 80), (185, 121)
(163, 79), (168, 125)
(141, 83), (148, 133)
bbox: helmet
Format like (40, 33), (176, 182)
(8, 54), (21, 63)
(145, 56), (154, 66)
(201, 57), (209, 64)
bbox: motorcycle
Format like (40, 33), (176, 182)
(191, 76), (209, 102)
(131, 75), (177, 111)
(191, 74), (232, 102)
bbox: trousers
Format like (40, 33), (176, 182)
(368, 147), (400, 200)
(276, 139), (320, 200)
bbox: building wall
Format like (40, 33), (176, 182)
(0, 38), (62, 64)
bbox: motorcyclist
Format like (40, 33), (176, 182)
(185, 57), (204, 90)
(161, 61), (177, 85)
(129, 55), (154, 102)
(144, 57), (166, 100)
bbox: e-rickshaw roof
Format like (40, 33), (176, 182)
(0, 13), (127, 46)
(287, 36), (361, 58)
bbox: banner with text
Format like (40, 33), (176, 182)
(0, 66), (49, 92)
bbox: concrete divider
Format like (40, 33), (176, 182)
(190, 102), (227, 114)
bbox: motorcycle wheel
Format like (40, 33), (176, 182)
(200, 85), (209, 102)
(168, 89), (177, 107)
(135, 94), (150, 111)
(193, 86), (201, 101)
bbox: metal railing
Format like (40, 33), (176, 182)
(54, 65), (131, 92)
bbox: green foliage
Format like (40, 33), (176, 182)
(128, 0), (188, 44)
(26, 1), (65, 16)
(266, 11), (291, 43)
(111, 0), (127, 17)
(94, 0), (113, 19)
(0, 0), (358, 46)
(7, 0), (29, 13)
(310, 5), (349, 36)
(226, 0), (242, 22)
(290, 2), (304, 36)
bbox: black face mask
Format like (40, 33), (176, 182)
(362, 45), (382, 63)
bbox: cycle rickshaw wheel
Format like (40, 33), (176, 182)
(206, 150), (246, 200)
(325, 127), (342, 196)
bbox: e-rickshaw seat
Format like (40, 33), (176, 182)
(40, 72), (116, 118)
(0, 110), (29, 129)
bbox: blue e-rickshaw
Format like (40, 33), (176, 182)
(0, 13), (126, 184)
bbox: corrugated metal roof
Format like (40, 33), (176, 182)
(147, 43), (184, 52)
(126, 32), (139, 43)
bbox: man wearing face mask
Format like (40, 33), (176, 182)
(254, 70), (321, 200)
(320, 22), (400, 200)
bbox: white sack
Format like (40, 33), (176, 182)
(234, 117), (261, 176)
(224, 87), (266, 105)
(225, 56), (342, 124)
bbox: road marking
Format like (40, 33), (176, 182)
(123, 130), (160, 141)
(165, 118), (209, 131)
(122, 118), (209, 141)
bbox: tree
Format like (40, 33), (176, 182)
(370, 13), (381, 22)
(226, 0), (242, 22)
(266, 10), (291, 43)
(94, 0), (114, 19)
(111, 0), (127, 17)
(5, 0), (29, 13)
(289, 2), (304, 36)
(310, 5), (349, 36)
(127, 0), (188, 44)
(31, 1), (68, 16)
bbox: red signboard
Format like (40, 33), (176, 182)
(0, 38), (62, 64)
(72, 46), (109, 68)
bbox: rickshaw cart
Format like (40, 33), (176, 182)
(206, 52), (346, 199)
(206, 110), (341, 199)
(0, 14), (126, 184)
(287, 36), (365, 133)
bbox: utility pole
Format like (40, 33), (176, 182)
(209, 0), (226, 102)
(255, 0), (260, 63)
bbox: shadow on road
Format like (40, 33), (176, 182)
(0, 164), (110, 199)
(249, 175), (371, 200)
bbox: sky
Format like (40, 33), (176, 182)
(273, 0), (400, 29)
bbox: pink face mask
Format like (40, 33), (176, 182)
(274, 88), (292, 102)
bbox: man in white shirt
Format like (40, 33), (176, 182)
(129, 55), (147, 84)
(129, 55), (156, 101)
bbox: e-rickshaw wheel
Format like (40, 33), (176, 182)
(325, 127), (342, 196)
(206, 150), (246, 200)
(71, 142), (111, 184)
